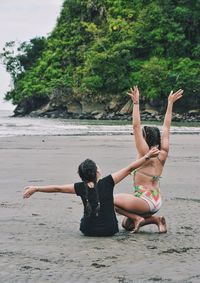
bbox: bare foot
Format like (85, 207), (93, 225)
(130, 216), (145, 233)
(158, 216), (167, 233)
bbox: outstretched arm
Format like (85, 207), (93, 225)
(127, 86), (149, 157)
(23, 184), (75, 199)
(161, 89), (183, 158)
(112, 147), (160, 185)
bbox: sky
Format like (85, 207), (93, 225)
(0, 0), (63, 109)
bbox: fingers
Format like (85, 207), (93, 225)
(23, 192), (29, 198)
(127, 85), (139, 99)
(127, 92), (133, 97)
(127, 87), (134, 96)
(174, 89), (184, 95)
(152, 150), (160, 156)
(170, 89), (183, 95)
(170, 89), (184, 98)
(23, 190), (30, 198)
(150, 146), (159, 151)
(173, 89), (184, 96)
(174, 89), (184, 100)
(127, 86), (138, 93)
(23, 187), (34, 198)
(149, 147), (160, 157)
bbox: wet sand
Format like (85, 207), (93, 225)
(0, 134), (200, 283)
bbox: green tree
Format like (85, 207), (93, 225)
(0, 0), (199, 110)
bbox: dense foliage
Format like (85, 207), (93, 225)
(1, 0), (200, 111)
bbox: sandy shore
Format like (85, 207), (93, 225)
(0, 134), (200, 283)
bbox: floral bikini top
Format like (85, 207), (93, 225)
(131, 168), (161, 182)
(131, 156), (163, 183)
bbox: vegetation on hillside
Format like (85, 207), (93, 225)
(1, 0), (200, 112)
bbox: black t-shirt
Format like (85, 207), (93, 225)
(74, 175), (119, 236)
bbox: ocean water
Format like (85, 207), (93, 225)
(0, 110), (199, 137)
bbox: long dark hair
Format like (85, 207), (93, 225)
(78, 159), (100, 217)
(142, 126), (161, 149)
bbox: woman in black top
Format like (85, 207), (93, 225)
(23, 147), (159, 237)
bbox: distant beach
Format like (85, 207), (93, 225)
(0, 110), (199, 138)
(0, 126), (200, 282)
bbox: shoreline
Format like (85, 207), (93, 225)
(1, 110), (200, 137)
(0, 110), (200, 137)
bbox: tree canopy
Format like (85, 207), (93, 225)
(1, 0), (200, 112)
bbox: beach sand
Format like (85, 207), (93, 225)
(0, 134), (200, 283)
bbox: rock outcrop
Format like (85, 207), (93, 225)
(13, 91), (200, 123)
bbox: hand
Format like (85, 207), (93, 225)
(168, 89), (183, 104)
(146, 147), (160, 159)
(127, 86), (140, 103)
(23, 186), (37, 198)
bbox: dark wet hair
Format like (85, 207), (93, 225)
(142, 126), (161, 149)
(78, 159), (100, 217)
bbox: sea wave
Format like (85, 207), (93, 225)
(0, 110), (199, 137)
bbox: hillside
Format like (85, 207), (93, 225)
(1, 0), (200, 121)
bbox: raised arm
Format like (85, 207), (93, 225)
(127, 86), (149, 156)
(161, 89), (183, 157)
(112, 147), (160, 185)
(23, 183), (75, 199)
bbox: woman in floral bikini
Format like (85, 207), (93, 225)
(114, 86), (183, 233)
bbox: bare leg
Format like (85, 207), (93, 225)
(115, 206), (145, 233)
(122, 215), (167, 233)
(141, 215), (167, 233)
(114, 193), (150, 233)
(114, 193), (167, 233)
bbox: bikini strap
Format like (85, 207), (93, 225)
(130, 169), (137, 177)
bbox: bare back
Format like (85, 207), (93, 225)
(133, 154), (165, 190)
